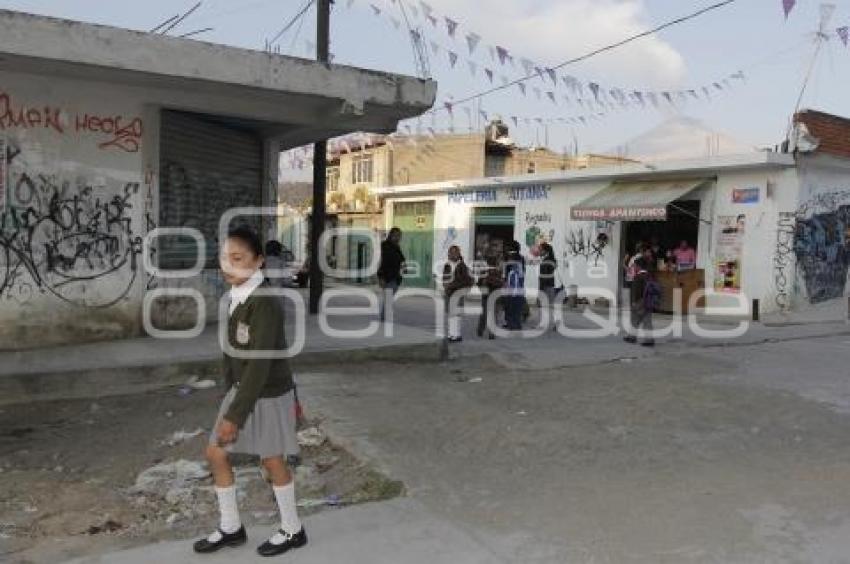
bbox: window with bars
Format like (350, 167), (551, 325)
(327, 168), (340, 192)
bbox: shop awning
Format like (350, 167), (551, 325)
(570, 179), (709, 221)
(474, 207), (515, 226)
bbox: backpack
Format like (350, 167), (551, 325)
(643, 278), (662, 310)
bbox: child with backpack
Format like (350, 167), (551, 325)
(623, 255), (659, 347)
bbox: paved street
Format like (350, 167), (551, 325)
(66, 317), (850, 564)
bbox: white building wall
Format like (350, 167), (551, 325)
(1, 70), (154, 348)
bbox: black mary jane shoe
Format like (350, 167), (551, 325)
(193, 526), (247, 554)
(257, 527), (308, 557)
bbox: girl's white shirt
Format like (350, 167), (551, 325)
(228, 270), (265, 316)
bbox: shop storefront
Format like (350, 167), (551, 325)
(377, 150), (850, 314)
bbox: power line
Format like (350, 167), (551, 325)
(431, 0), (739, 113)
(160, 1), (203, 35)
(268, 0), (316, 48)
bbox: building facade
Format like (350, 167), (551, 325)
(376, 110), (850, 314)
(0, 10), (435, 349)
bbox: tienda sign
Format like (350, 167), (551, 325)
(570, 206), (667, 221)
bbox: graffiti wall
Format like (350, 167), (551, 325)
(0, 72), (149, 348)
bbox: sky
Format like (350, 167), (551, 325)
(4, 0), (849, 172)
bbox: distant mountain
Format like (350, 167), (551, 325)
(610, 116), (754, 162)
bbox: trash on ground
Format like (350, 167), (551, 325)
(132, 459), (210, 499)
(297, 427), (326, 447)
(468, 377), (483, 383)
(186, 376), (217, 390)
(162, 428), (205, 447)
(86, 519), (124, 535)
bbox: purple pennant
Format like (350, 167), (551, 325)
(448, 51), (458, 68)
(479, 109), (488, 121)
(731, 70), (746, 81)
(647, 92), (659, 107)
(546, 68), (557, 84)
(838, 26), (849, 46)
(495, 46), (509, 65)
(370, 4), (380, 16)
(588, 83), (601, 103)
(633, 91), (645, 107)
(445, 17), (459, 38)
(466, 32), (481, 54)
(701, 86), (711, 99)
(783, 0), (796, 19)
(662, 92), (674, 105)
(427, 15), (437, 27)
(688, 90), (699, 100)
(521, 58), (535, 76)
(714, 82), (723, 90)
(484, 68), (494, 82)
(518, 82), (527, 96)
(546, 91), (556, 104)
(444, 102), (453, 115)
(511, 116), (518, 127)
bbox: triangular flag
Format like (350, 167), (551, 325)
(484, 68), (493, 82)
(588, 83), (601, 103)
(448, 51), (458, 68)
(521, 58), (535, 76)
(466, 33), (481, 54)
(633, 91), (645, 107)
(495, 46), (509, 65)
(662, 92), (674, 105)
(390, 17), (401, 29)
(701, 86), (711, 99)
(783, 0), (795, 19)
(444, 101), (453, 115)
(731, 70), (746, 81)
(839, 26), (850, 46)
(518, 83), (527, 96)
(369, 4), (381, 16)
(722, 78), (731, 88)
(430, 40), (440, 55)
(546, 68), (557, 84)
(419, 1), (432, 17)
(445, 17), (458, 38)
(546, 91), (556, 104)
(467, 60), (477, 76)
(346, 0), (355, 8)
(487, 45), (496, 61)
(511, 116), (518, 126)
(647, 92), (659, 108)
(714, 82), (723, 90)
(427, 14), (437, 27)
(579, 116), (587, 125)
(562, 94), (571, 105)
(688, 89), (699, 100)
(479, 109), (488, 121)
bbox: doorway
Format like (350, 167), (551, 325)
(473, 207), (515, 261)
(392, 201), (435, 288)
(621, 199), (701, 280)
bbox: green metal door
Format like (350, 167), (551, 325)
(392, 201), (435, 288)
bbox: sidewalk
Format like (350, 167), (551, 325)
(0, 315), (440, 405)
(64, 499), (495, 564)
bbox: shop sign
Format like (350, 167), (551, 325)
(448, 189), (498, 204)
(732, 187), (760, 204)
(714, 214), (745, 294)
(509, 184), (551, 201)
(571, 206), (667, 221)
(414, 215), (427, 229)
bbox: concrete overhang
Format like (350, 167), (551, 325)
(0, 10), (437, 148)
(374, 152), (798, 197)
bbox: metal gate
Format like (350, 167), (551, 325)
(159, 110), (264, 269)
(392, 201), (435, 288)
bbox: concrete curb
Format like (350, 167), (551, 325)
(0, 341), (441, 406)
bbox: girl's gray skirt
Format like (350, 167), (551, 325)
(209, 386), (299, 459)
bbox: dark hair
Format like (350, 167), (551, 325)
(227, 225), (263, 257)
(388, 227), (402, 239)
(634, 256), (648, 270)
(265, 240), (283, 257)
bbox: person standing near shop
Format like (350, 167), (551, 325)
(377, 227), (406, 321)
(194, 226), (306, 557)
(442, 245), (473, 342)
(504, 240), (526, 331)
(623, 255), (659, 347)
(672, 239), (696, 271)
(538, 242), (557, 306)
(477, 245), (504, 339)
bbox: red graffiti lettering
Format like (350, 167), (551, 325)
(0, 92), (64, 133)
(78, 114), (143, 153)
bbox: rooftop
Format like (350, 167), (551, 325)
(0, 9), (437, 147)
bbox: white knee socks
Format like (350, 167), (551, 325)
(272, 482), (302, 539)
(214, 485), (241, 535)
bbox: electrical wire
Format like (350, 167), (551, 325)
(268, 0), (316, 48)
(427, 0), (740, 114)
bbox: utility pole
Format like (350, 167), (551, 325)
(309, 0), (331, 315)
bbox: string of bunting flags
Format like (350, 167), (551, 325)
(343, 0), (751, 117)
(783, 0), (849, 46)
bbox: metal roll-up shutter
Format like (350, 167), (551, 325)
(474, 206), (515, 226)
(159, 110), (264, 269)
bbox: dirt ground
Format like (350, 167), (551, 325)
(0, 385), (403, 564)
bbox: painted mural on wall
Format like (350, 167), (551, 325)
(793, 191), (850, 304)
(773, 190), (850, 307)
(0, 140), (143, 308)
(524, 211), (553, 261)
(564, 226), (608, 266)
